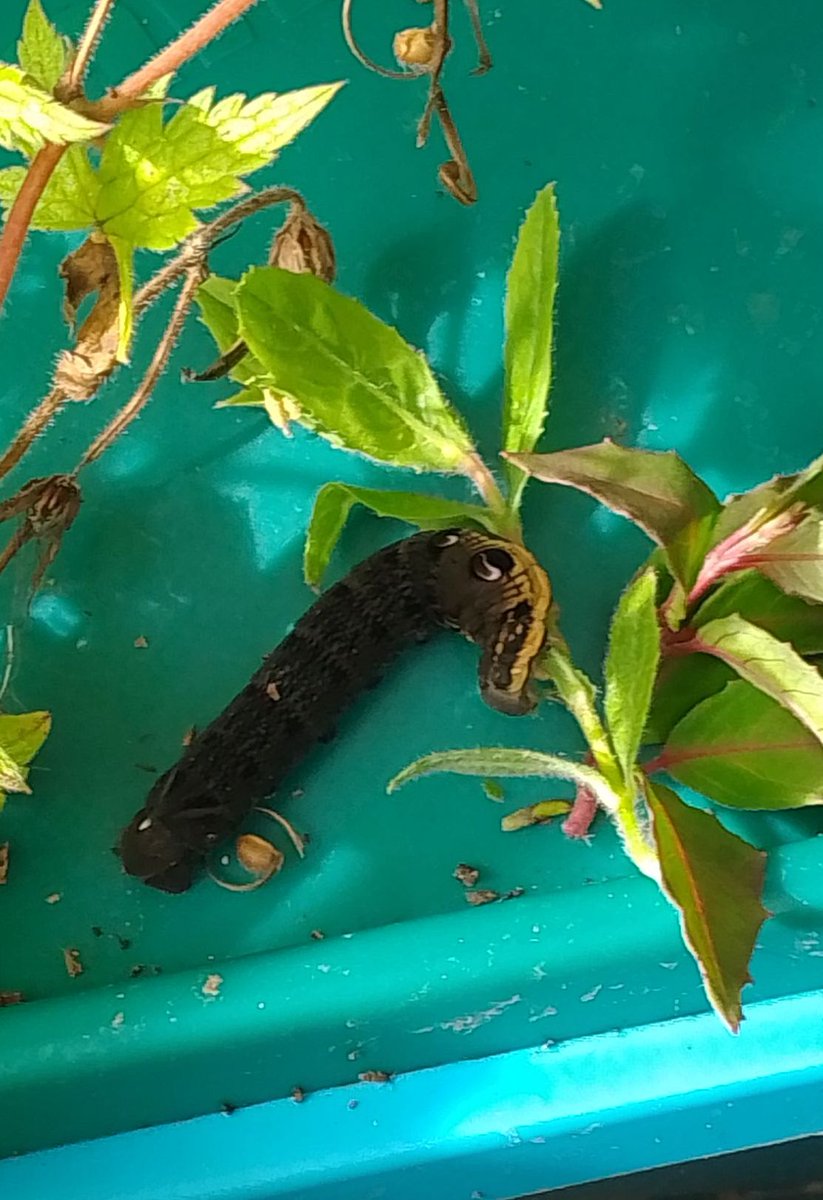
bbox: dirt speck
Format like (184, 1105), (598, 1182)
(0, 990), (24, 1006)
(358, 1070), (392, 1084)
(182, 726), (197, 747)
(111, 1011), (125, 1028)
(291, 1086), (305, 1103)
(454, 862), (480, 887)
(0, 843), (8, 884)
(45, 892), (62, 904)
(266, 681), (281, 701)
(465, 889), (500, 906)
(310, 929), (325, 941)
(133, 635), (149, 649)
(91, 925), (104, 938)
(63, 947), (84, 977)
(201, 972), (223, 998)
(117, 935), (132, 950)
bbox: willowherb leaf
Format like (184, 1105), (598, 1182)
(18, 0), (69, 92)
(645, 655), (734, 746)
(695, 614), (823, 747)
(644, 777), (767, 1032)
(506, 441), (721, 591)
(388, 746), (620, 810)
(656, 680), (823, 810)
(0, 64), (107, 155)
(748, 512), (823, 604)
(237, 267), (477, 473)
(304, 482), (500, 588)
(604, 568), (660, 782)
(694, 570), (823, 653)
(502, 183), (560, 513)
(95, 82), (342, 251)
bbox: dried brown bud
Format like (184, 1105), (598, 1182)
(27, 474), (81, 538)
(270, 206), (336, 283)
(393, 26), (437, 69)
(236, 833), (284, 878)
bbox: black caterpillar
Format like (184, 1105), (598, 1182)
(118, 528), (551, 893)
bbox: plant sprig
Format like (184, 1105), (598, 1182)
(191, 176), (823, 1031)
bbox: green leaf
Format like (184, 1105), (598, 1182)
(236, 267), (477, 472)
(0, 710), (51, 807)
(604, 569), (660, 782)
(389, 744), (661, 878)
(711, 455), (823, 550)
(388, 746), (620, 811)
(694, 570), (823, 654)
(0, 63), (107, 155)
(95, 82), (342, 251)
(0, 144), (99, 230)
(507, 441), (721, 590)
(304, 482), (499, 588)
(644, 777), (767, 1031)
(695, 614), (823, 746)
(657, 680), (823, 810)
(196, 275), (294, 409)
(502, 183), (560, 513)
(646, 656), (736, 746)
(18, 0), (69, 92)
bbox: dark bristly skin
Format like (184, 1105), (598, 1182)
(117, 528), (551, 893)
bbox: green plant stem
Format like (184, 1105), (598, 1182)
(542, 636), (658, 876)
(462, 453), (522, 540)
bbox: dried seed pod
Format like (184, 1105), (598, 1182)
(27, 474), (81, 538)
(236, 833), (284, 878)
(269, 206), (336, 283)
(393, 26), (436, 70)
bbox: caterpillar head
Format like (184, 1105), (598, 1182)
(428, 529), (551, 715)
(117, 765), (234, 893)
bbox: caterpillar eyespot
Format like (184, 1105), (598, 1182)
(431, 530), (461, 548)
(471, 548), (514, 582)
(118, 530), (551, 894)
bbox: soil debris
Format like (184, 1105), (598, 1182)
(63, 947), (83, 977)
(453, 862), (479, 887)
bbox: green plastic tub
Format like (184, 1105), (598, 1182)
(1, 0), (823, 1189)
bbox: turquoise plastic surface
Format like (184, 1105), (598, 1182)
(1, 0), (823, 1182)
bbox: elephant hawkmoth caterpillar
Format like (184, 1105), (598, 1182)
(118, 528), (551, 893)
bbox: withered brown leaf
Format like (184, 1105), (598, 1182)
(56, 234), (121, 401)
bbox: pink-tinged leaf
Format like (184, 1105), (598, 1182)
(506, 441), (720, 590)
(711, 452), (823, 548)
(749, 512), (823, 604)
(688, 506), (806, 606)
(694, 615), (823, 747)
(644, 777), (768, 1032)
(653, 680), (823, 809)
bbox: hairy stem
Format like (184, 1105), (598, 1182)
(99, 0), (261, 115)
(0, 389), (65, 484)
(78, 266), (206, 470)
(462, 453), (521, 539)
(63, 0), (118, 97)
(0, 143), (66, 315)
